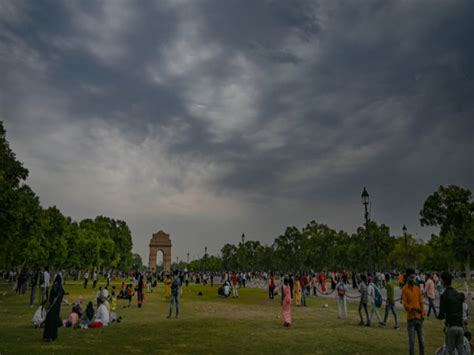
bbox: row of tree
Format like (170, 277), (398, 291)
(0, 122), (134, 271)
(2, 121), (472, 275)
(182, 185), (473, 275)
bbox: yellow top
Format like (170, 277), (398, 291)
(164, 277), (172, 298)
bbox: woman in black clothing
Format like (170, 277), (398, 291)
(43, 274), (64, 342)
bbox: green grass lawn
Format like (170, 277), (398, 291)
(0, 280), (445, 354)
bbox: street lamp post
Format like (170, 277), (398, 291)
(241, 233), (246, 272)
(361, 187), (371, 271)
(204, 246), (208, 257)
(403, 225), (408, 268)
(187, 252), (190, 264)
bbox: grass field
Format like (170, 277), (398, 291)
(0, 280), (446, 354)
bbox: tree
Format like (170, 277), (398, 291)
(0, 121), (28, 188)
(420, 185), (474, 279)
(40, 206), (69, 268)
(0, 184), (43, 268)
(131, 253), (143, 270)
(273, 226), (308, 272)
(221, 243), (238, 270)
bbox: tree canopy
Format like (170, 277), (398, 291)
(0, 122), (133, 271)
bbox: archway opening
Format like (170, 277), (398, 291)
(155, 249), (164, 273)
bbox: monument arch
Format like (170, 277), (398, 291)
(148, 230), (172, 272)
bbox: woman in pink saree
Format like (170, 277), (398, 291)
(281, 277), (291, 327)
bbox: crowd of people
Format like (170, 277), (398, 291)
(274, 269), (471, 355)
(1, 267), (471, 353)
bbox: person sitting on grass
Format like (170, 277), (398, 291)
(74, 296), (84, 317)
(224, 280), (231, 298)
(102, 286), (109, 300)
(94, 296), (110, 326)
(96, 286), (102, 306)
(80, 301), (95, 326)
(63, 306), (80, 328)
(32, 301), (47, 328)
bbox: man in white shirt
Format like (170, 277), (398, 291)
(368, 279), (383, 326)
(83, 271), (89, 289)
(102, 287), (109, 300)
(95, 297), (109, 326)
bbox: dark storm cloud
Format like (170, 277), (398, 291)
(1, 0), (473, 260)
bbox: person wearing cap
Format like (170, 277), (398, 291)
(402, 268), (425, 355)
(437, 271), (465, 355)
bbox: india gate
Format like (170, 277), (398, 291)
(148, 230), (172, 272)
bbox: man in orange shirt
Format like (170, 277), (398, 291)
(402, 268), (425, 355)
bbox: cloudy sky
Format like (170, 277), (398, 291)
(1, 0), (473, 264)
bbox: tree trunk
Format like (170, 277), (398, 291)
(465, 254), (471, 282)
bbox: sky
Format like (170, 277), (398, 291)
(1, 0), (473, 265)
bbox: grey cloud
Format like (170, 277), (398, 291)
(1, 1), (473, 261)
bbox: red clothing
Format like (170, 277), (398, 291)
(232, 275), (237, 286)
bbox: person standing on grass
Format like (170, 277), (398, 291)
(301, 274), (308, 307)
(43, 274), (64, 342)
(352, 271), (358, 289)
(29, 268), (39, 307)
(424, 273), (437, 318)
(92, 270), (98, 289)
(83, 270), (89, 288)
(164, 273), (172, 300)
(311, 275), (318, 296)
(368, 277), (383, 326)
(137, 275), (145, 308)
(41, 267), (50, 304)
(335, 276), (348, 320)
(232, 272), (238, 298)
(167, 270), (180, 318)
(358, 274), (370, 326)
(320, 272), (328, 295)
(268, 273), (275, 300)
(281, 277), (291, 327)
(294, 277), (302, 306)
(289, 274), (294, 299)
(127, 284), (133, 307)
(381, 273), (400, 329)
(402, 268), (425, 355)
(437, 271), (465, 355)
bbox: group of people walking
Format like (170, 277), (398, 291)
(277, 269), (471, 355)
